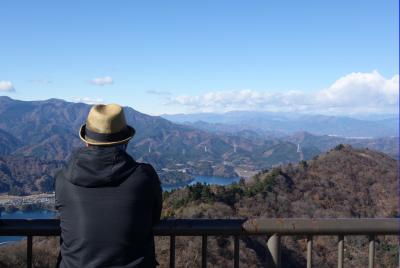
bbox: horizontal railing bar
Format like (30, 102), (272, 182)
(243, 218), (399, 235)
(0, 218), (399, 237)
(0, 219), (60, 236)
(0, 219), (247, 236)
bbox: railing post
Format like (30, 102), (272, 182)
(27, 235), (32, 268)
(202, 235), (207, 268)
(307, 235), (313, 268)
(338, 235), (344, 268)
(368, 235), (375, 268)
(234, 236), (239, 268)
(267, 234), (281, 268)
(170, 235), (175, 268)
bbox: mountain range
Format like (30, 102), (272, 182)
(0, 96), (316, 194)
(0, 96), (397, 266)
(0, 96), (398, 195)
(282, 131), (398, 159)
(162, 111), (399, 138)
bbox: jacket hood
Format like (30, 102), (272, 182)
(65, 146), (138, 187)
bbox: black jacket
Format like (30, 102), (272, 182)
(55, 146), (162, 268)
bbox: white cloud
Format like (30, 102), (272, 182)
(0, 81), (15, 92)
(166, 71), (399, 115)
(315, 70), (399, 112)
(73, 97), (105, 105)
(91, 76), (114, 86)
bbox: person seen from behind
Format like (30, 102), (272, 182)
(55, 104), (162, 267)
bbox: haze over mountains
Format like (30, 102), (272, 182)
(162, 111), (398, 138)
(0, 96), (398, 195)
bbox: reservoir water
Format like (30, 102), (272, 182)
(190, 176), (240, 186)
(0, 210), (57, 244)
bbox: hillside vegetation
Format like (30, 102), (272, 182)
(0, 145), (398, 267)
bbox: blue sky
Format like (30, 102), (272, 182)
(0, 1), (398, 115)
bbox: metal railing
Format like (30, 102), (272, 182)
(0, 218), (398, 268)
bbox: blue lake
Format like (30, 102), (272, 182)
(190, 176), (240, 186)
(0, 210), (57, 244)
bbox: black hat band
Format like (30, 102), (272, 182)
(84, 125), (132, 142)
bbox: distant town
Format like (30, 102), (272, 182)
(0, 193), (55, 212)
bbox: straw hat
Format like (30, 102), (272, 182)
(79, 104), (135, 146)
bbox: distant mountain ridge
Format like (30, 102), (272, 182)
(282, 131), (398, 159)
(162, 110), (398, 137)
(0, 96), (325, 194)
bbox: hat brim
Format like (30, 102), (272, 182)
(79, 124), (135, 146)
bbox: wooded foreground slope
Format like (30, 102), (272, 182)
(0, 145), (398, 267)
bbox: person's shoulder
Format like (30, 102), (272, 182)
(134, 162), (160, 183)
(135, 162), (158, 176)
(132, 162), (161, 188)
